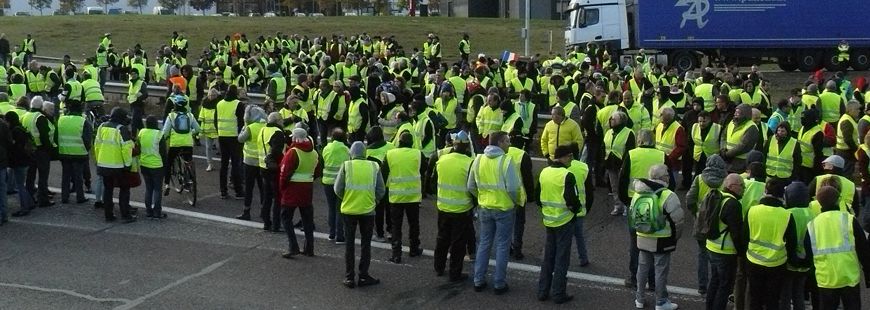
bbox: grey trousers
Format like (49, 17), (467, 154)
(636, 250), (671, 306)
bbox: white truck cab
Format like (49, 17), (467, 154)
(565, 0), (631, 50)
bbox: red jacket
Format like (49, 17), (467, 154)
(278, 140), (322, 208)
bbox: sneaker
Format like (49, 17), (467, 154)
(634, 299), (645, 309)
(655, 301), (678, 310)
(205, 164), (214, 172)
(493, 284), (509, 295)
(357, 275), (380, 287)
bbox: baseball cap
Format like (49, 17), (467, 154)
(822, 155), (845, 169)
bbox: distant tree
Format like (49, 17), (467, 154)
(28, 0), (53, 15)
(128, 0), (148, 13)
(371, 0), (389, 15)
(158, 0), (185, 11)
(96, 0), (118, 12)
(188, 0), (214, 13)
(315, 0), (334, 14)
(280, 0), (304, 13)
(58, 0), (85, 13)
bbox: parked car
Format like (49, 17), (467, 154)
(15, 11), (32, 16)
(86, 7), (104, 15)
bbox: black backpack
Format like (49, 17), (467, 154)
(694, 190), (725, 241)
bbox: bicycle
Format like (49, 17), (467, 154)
(169, 154), (198, 207)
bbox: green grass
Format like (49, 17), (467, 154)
(1, 15), (565, 61)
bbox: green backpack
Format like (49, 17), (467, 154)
(629, 187), (667, 234)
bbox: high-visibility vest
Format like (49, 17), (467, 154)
(316, 90), (338, 121)
(515, 101), (536, 135)
(635, 190), (676, 238)
(434, 97), (458, 129)
(82, 79), (104, 102)
(787, 207), (814, 272)
(566, 160), (589, 217)
(476, 105), (504, 138)
(726, 120), (752, 160)
(510, 77), (533, 93)
(505, 147), (527, 205)
(766, 137), (797, 178)
(391, 122), (417, 149)
(835, 114), (858, 150)
(44, 71), (60, 93)
(695, 83), (715, 111)
(127, 79), (143, 103)
(627, 148), (665, 196)
(692, 123), (720, 161)
(473, 154), (515, 211)
(322, 141), (349, 185)
(740, 178), (764, 216)
(812, 174), (856, 214)
(625, 104), (651, 132)
(654, 121), (681, 156)
(386, 147), (423, 203)
(257, 126), (282, 169)
(94, 124), (132, 169)
(604, 127), (632, 160)
(57, 115), (87, 155)
(502, 112), (521, 134)
(562, 101), (577, 120)
(798, 125), (822, 168)
(651, 99), (675, 128)
(740, 88), (769, 110)
(138, 128), (163, 169)
(802, 94), (820, 109)
(539, 167), (576, 227)
(22, 38), (34, 53)
(288, 147), (318, 182)
(279, 108), (309, 130)
(808, 211), (861, 289)
(216, 99), (240, 137)
(26, 71), (45, 93)
(23, 111), (56, 147)
(414, 111), (437, 158)
(242, 121), (266, 165)
(339, 159), (379, 215)
(271, 76), (287, 103)
(165, 112), (194, 147)
(366, 142), (395, 165)
(198, 107), (218, 138)
(188, 76), (199, 101)
(707, 192), (739, 255)
(819, 91), (842, 124)
(746, 205), (791, 267)
(9, 84), (27, 102)
(435, 152), (474, 213)
(293, 85), (313, 112)
(347, 97), (366, 134)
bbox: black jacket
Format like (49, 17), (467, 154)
(0, 119), (10, 168)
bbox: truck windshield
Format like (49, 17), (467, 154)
(568, 7), (598, 29)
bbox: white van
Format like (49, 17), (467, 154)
(86, 7), (104, 15)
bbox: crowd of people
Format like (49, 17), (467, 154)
(0, 30), (869, 309)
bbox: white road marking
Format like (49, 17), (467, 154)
(0, 282), (131, 304)
(47, 186), (699, 297)
(113, 258), (231, 310)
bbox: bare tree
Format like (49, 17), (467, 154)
(128, 0), (149, 14)
(96, 0), (119, 12)
(29, 0), (53, 15)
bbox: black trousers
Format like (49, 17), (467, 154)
(26, 149), (51, 205)
(434, 210), (473, 278)
(261, 169), (281, 228)
(375, 197), (390, 238)
(390, 202), (421, 257)
(282, 206), (314, 254)
(344, 214), (374, 280)
(243, 164), (263, 208)
(101, 169), (131, 220)
(681, 148), (694, 188)
(818, 285), (862, 310)
(218, 137), (242, 195)
(746, 262), (785, 310)
(163, 146), (193, 184)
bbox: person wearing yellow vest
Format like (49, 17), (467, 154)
(691, 111), (721, 175)
(364, 127), (395, 242)
(555, 89), (582, 125)
(778, 182), (815, 310)
(278, 128), (323, 258)
(315, 79), (347, 147)
(23, 97), (56, 208)
(264, 64), (287, 108)
(216, 85), (246, 199)
(564, 150), (594, 268)
(835, 101), (861, 176)
(57, 100), (92, 205)
(501, 135), (535, 261)
(741, 180), (800, 309)
(704, 173), (747, 310)
(695, 72), (718, 112)
(411, 100), (438, 159)
(334, 141), (385, 288)
(431, 131), (475, 282)
(25, 62), (45, 98)
(819, 81), (846, 125)
(805, 186), (870, 310)
(80, 71), (105, 117)
(346, 76), (369, 142)
(765, 123), (801, 187)
(796, 108), (826, 183)
(603, 112), (635, 216)
(126, 69), (148, 133)
(468, 131), (521, 294)
(198, 89), (221, 172)
(137, 116), (166, 219)
(619, 130), (666, 213)
(476, 93), (504, 143)
(248, 112), (287, 228)
(434, 83), (459, 135)
(95, 107), (136, 223)
(534, 146), (582, 304)
(723, 104), (760, 173)
(384, 132), (426, 264)
(622, 90), (652, 134)
(685, 154), (727, 295)
(540, 106), (583, 161)
(654, 107), (687, 186)
(808, 155), (861, 215)
(237, 106), (268, 224)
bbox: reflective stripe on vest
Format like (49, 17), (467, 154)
(798, 125), (822, 168)
(257, 126), (282, 169)
(473, 154), (514, 211)
(435, 152), (474, 213)
(692, 123), (721, 161)
(242, 122), (266, 164)
(539, 167), (575, 227)
(835, 114), (858, 150)
(566, 160), (589, 217)
(746, 205), (790, 267)
(765, 137), (797, 178)
(726, 121), (752, 159)
(289, 148), (318, 182)
(386, 147), (423, 203)
(57, 115), (87, 155)
(138, 128), (163, 169)
(339, 160), (379, 215)
(216, 99), (240, 136)
(655, 121), (681, 155)
(706, 192), (738, 255)
(322, 141), (349, 185)
(808, 211), (860, 289)
(604, 127), (632, 160)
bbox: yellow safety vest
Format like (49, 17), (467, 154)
(627, 148), (665, 197)
(812, 174), (856, 215)
(257, 126), (282, 169)
(137, 128), (163, 169)
(692, 123), (721, 161)
(798, 125), (822, 168)
(57, 115), (87, 155)
(819, 91), (842, 124)
(746, 205), (791, 267)
(414, 112), (436, 158)
(216, 99), (240, 137)
(198, 107), (218, 138)
(127, 79), (143, 103)
(505, 147), (527, 205)
(604, 127), (632, 160)
(242, 122), (266, 165)
(271, 76), (287, 103)
(289, 147), (318, 182)
(23, 112), (56, 147)
(322, 140), (349, 185)
(766, 137), (797, 178)
(787, 207), (814, 272)
(166, 112), (195, 147)
(726, 120), (752, 160)
(539, 167), (576, 227)
(740, 179), (765, 216)
(476, 105), (504, 138)
(347, 97), (366, 134)
(82, 79), (104, 102)
(94, 124), (133, 169)
(808, 211), (861, 289)
(339, 159), (379, 215)
(707, 192), (739, 255)
(835, 114), (858, 150)
(435, 152), (474, 213)
(566, 160), (589, 217)
(515, 101), (536, 135)
(473, 154), (515, 211)
(435, 97), (458, 129)
(386, 147), (423, 203)
(655, 121), (681, 156)
(695, 83), (715, 111)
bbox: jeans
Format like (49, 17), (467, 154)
(11, 167), (33, 212)
(93, 173), (104, 203)
(26, 149), (51, 205)
(141, 167), (164, 214)
(511, 205), (526, 254)
(343, 214), (374, 280)
(473, 207), (515, 289)
(61, 158), (86, 202)
(324, 184), (343, 240)
(243, 164), (263, 208)
(0, 168), (7, 220)
(734, 256), (750, 310)
(217, 137), (242, 195)
(636, 251), (672, 306)
(538, 220), (573, 300)
(747, 263), (784, 310)
(282, 206), (314, 254)
(260, 169), (280, 228)
(434, 210), (472, 278)
(818, 285), (862, 310)
(573, 216), (589, 264)
(202, 137), (217, 166)
(628, 225), (654, 285)
(131, 104), (144, 133)
(101, 169), (131, 220)
(607, 168), (623, 210)
(390, 202), (421, 257)
(779, 270), (807, 310)
(706, 251), (737, 310)
(696, 239), (709, 290)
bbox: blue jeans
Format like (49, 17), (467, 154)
(141, 167), (164, 214)
(636, 251), (672, 306)
(324, 185), (343, 240)
(474, 207), (515, 289)
(61, 158), (86, 202)
(11, 167), (32, 212)
(93, 173), (104, 203)
(573, 216), (589, 264)
(538, 220), (573, 299)
(0, 168), (7, 220)
(628, 223), (654, 284)
(706, 251), (737, 310)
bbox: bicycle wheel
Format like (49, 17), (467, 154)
(173, 157), (185, 194)
(182, 161), (197, 207)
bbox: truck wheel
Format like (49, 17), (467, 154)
(777, 57), (798, 72)
(850, 50), (870, 71)
(671, 51), (697, 72)
(797, 50), (822, 72)
(824, 51), (847, 72)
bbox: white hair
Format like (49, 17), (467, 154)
(30, 95), (44, 109)
(648, 164), (669, 183)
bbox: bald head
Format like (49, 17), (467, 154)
(723, 173), (745, 196)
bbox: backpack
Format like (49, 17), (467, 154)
(694, 190), (725, 241)
(628, 187), (667, 234)
(173, 113), (191, 134)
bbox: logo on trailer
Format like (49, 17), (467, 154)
(675, 0), (710, 29)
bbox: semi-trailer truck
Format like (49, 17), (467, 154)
(565, 0), (870, 72)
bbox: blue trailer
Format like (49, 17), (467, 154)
(565, 0), (870, 71)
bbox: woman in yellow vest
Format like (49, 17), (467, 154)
(198, 89), (220, 172)
(278, 128), (322, 258)
(138, 116), (167, 219)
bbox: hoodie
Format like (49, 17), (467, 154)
(633, 178), (685, 253)
(686, 154), (727, 214)
(467, 145), (521, 207)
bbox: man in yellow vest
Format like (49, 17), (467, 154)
(503, 132), (534, 261)
(237, 106), (267, 224)
(322, 128), (350, 241)
(21, 34), (34, 65)
(692, 111), (721, 176)
(138, 116), (166, 219)
(95, 107), (135, 223)
(279, 128), (322, 258)
(127, 69), (148, 133)
(765, 122), (801, 188)
(468, 131), (521, 294)
(216, 85), (245, 199)
(334, 141), (385, 288)
(315, 79), (347, 147)
(536, 145), (582, 304)
(685, 154), (727, 295)
(819, 81), (846, 125)
(57, 101), (92, 205)
(603, 112), (635, 216)
(23, 97), (56, 208)
(835, 101), (861, 176)
(722, 104), (760, 173)
(251, 113), (287, 228)
(619, 130), (666, 212)
(654, 107), (686, 187)
(475, 93), (504, 145)
(264, 64), (287, 109)
(566, 146), (594, 267)
(797, 108), (826, 183)
(808, 155), (861, 214)
(705, 173), (747, 310)
(540, 106), (583, 162)
(432, 130), (474, 282)
(805, 186), (870, 310)
(779, 182), (814, 310)
(742, 179), (800, 309)
(384, 132), (426, 264)
(346, 76), (369, 142)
